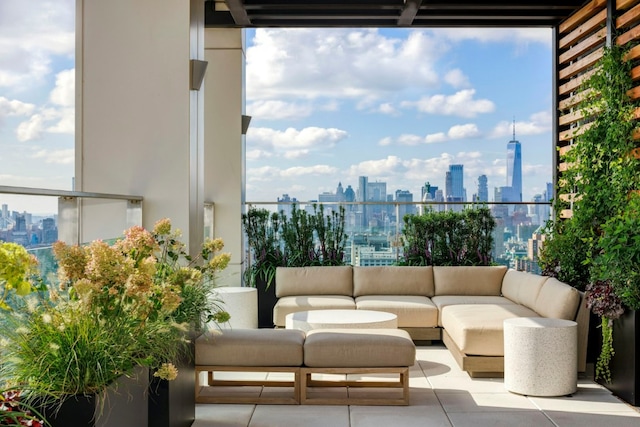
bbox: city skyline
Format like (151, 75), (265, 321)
(0, 1), (553, 214)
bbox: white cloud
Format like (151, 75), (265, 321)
(31, 148), (74, 164)
(47, 107), (74, 134)
(348, 156), (404, 176)
(489, 111), (552, 138)
(425, 133), (448, 144)
(284, 150), (310, 159)
(401, 89), (495, 118)
(0, 96), (35, 118)
(247, 100), (313, 120)
(397, 134), (424, 146)
(247, 127), (348, 155)
(444, 69), (470, 88)
(448, 123), (481, 139)
(246, 149), (273, 161)
(376, 103), (399, 116)
(0, 0), (75, 90)
(16, 114), (45, 141)
(281, 165), (338, 177)
(247, 29), (444, 102)
(49, 69), (74, 107)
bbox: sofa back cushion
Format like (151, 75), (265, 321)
(353, 266), (434, 297)
(534, 277), (581, 320)
(501, 269), (547, 311)
(433, 265), (507, 296)
(275, 266), (353, 297)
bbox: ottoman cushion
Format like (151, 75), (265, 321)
(195, 329), (305, 366)
(303, 328), (415, 368)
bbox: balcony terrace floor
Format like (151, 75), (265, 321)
(193, 343), (640, 427)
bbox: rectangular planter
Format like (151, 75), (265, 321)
(606, 309), (639, 406)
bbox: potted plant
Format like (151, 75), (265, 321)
(0, 219), (231, 426)
(242, 204), (347, 327)
(398, 206), (496, 266)
(242, 207), (286, 328)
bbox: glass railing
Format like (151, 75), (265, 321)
(244, 201), (552, 274)
(0, 185), (144, 278)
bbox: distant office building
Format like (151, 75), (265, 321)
(476, 175), (488, 202)
(505, 124), (523, 202)
(42, 217), (58, 244)
(277, 193), (297, 218)
(445, 164), (464, 211)
(357, 176), (368, 228)
(395, 189), (414, 225)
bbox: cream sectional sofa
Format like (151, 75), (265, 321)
(273, 265), (589, 377)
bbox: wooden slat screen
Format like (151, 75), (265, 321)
(556, 0), (640, 218)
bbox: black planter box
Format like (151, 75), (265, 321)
(148, 339), (196, 427)
(256, 278), (277, 328)
(604, 309), (640, 406)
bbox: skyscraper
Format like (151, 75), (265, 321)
(446, 165), (464, 199)
(477, 175), (488, 202)
(506, 123), (522, 202)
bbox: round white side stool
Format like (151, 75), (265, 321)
(504, 317), (578, 397)
(215, 287), (258, 329)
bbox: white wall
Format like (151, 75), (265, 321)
(204, 29), (245, 286)
(76, 0), (199, 248)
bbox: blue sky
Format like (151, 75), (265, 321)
(0, 1), (553, 213)
(245, 27), (554, 204)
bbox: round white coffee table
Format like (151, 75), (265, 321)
(285, 309), (398, 331)
(504, 317), (577, 397)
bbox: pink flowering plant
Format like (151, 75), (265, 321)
(0, 219), (230, 406)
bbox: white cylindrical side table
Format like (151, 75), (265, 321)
(215, 287), (258, 329)
(504, 317), (577, 397)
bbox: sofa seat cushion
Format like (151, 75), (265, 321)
(433, 266), (507, 296)
(431, 295), (517, 326)
(303, 328), (416, 368)
(195, 329), (305, 366)
(273, 296), (356, 327)
(355, 295), (438, 327)
(353, 266), (434, 297)
(441, 304), (539, 356)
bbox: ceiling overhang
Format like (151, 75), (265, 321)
(206, 0), (588, 28)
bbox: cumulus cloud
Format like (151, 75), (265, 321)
(247, 29), (444, 102)
(401, 89), (495, 118)
(448, 123), (481, 139)
(0, 0), (75, 90)
(376, 103), (399, 116)
(247, 127), (348, 150)
(49, 69), (74, 107)
(0, 97), (35, 119)
(16, 114), (45, 141)
(444, 69), (470, 88)
(489, 111), (552, 139)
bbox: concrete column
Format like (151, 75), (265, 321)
(76, 0), (205, 254)
(204, 29), (245, 286)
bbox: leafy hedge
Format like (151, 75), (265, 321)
(398, 207), (496, 266)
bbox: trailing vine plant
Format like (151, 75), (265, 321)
(544, 43), (640, 382)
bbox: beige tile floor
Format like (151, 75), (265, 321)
(193, 344), (640, 427)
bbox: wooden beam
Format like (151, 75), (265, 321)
(559, 9), (606, 50)
(616, 2), (640, 29)
(559, 27), (606, 65)
(559, 47), (603, 80)
(559, 0), (607, 35)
